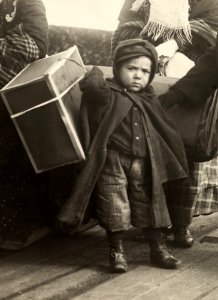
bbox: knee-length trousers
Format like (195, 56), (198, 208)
(95, 148), (153, 231)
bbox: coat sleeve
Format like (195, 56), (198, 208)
(118, 0), (145, 23)
(79, 67), (111, 106)
(189, 0), (218, 32)
(160, 43), (218, 108)
(173, 43), (218, 103)
(18, 0), (48, 57)
(79, 67), (112, 151)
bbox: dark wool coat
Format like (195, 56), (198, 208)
(57, 67), (188, 231)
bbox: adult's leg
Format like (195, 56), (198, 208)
(165, 174), (194, 247)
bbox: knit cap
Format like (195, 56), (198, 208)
(112, 38), (158, 84)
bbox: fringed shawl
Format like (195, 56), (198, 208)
(131, 0), (192, 45)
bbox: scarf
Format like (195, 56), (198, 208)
(131, 0), (192, 44)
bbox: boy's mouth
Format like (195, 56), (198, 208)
(132, 83), (141, 87)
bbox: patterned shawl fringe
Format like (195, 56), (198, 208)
(140, 20), (192, 45)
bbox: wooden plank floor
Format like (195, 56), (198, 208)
(0, 213), (217, 300)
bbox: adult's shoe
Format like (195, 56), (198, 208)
(174, 226), (194, 248)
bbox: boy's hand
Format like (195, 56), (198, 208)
(79, 67), (111, 105)
(79, 67), (104, 91)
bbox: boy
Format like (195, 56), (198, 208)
(57, 39), (189, 273)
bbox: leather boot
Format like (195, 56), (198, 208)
(144, 228), (181, 269)
(107, 231), (128, 273)
(161, 227), (174, 242)
(173, 225), (194, 248)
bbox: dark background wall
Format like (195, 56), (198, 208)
(48, 25), (113, 66)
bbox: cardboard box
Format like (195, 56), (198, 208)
(1, 46), (86, 173)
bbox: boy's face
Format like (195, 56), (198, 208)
(118, 56), (152, 92)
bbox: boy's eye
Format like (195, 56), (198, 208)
(142, 69), (150, 74)
(127, 66), (150, 73)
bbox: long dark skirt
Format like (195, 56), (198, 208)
(165, 159), (218, 227)
(0, 128), (53, 246)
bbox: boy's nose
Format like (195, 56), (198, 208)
(134, 72), (141, 78)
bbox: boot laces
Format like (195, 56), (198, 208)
(110, 248), (125, 260)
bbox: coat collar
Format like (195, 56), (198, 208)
(106, 78), (126, 93)
(106, 77), (155, 102)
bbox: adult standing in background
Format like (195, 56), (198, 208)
(159, 35), (218, 238)
(0, 0), (50, 250)
(112, 0), (218, 78)
(111, 0), (218, 247)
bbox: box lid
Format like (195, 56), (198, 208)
(1, 46), (83, 91)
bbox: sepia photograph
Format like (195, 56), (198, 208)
(0, 0), (218, 299)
